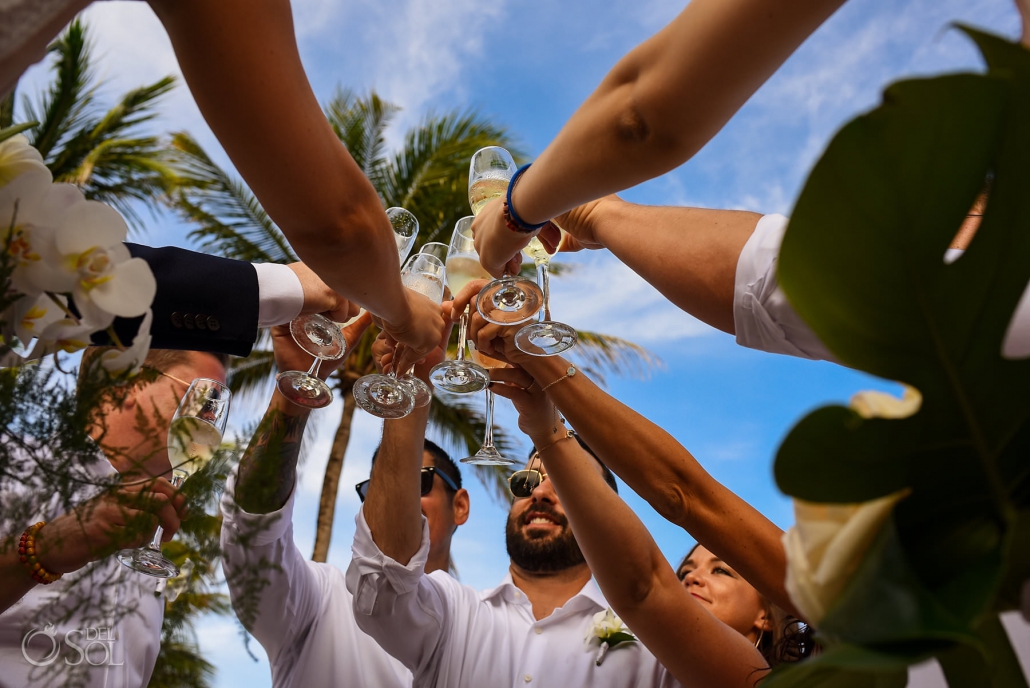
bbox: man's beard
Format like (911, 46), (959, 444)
(505, 503), (586, 573)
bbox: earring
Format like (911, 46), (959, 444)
(754, 629), (764, 649)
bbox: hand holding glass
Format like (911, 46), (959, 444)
(118, 378), (231, 578)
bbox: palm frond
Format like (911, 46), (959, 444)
(569, 331), (662, 383)
(325, 89), (399, 192)
(170, 132), (296, 263)
(226, 347), (277, 401)
(25, 19), (95, 160)
(381, 110), (520, 245)
(429, 393), (517, 503)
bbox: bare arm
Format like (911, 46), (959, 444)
(473, 0), (845, 276)
(146, 0), (445, 365)
(489, 369), (768, 688)
(559, 196), (761, 334)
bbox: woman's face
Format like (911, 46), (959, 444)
(678, 545), (769, 643)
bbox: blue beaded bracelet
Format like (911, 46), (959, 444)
(505, 164), (550, 233)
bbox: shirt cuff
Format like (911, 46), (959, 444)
(219, 464), (296, 547)
(254, 263), (304, 328)
(346, 505), (431, 616)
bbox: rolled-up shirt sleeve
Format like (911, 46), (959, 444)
(220, 467), (326, 667)
(346, 505), (446, 680)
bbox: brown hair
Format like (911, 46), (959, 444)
(78, 347), (230, 389)
(676, 545), (815, 668)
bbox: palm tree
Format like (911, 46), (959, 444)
(3, 19), (180, 231)
(172, 90), (658, 562)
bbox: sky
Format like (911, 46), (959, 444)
(13, 0), (1030, 686)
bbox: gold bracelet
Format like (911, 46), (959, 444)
(541, 365), (577, 392)
(535, 428), (576, 453)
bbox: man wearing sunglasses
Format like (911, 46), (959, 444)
(220, 315), (468, 688)
(0, 347), (228, 687)
(348, 415), (680, 688)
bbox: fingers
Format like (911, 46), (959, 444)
(505, 255), (522, 277)
(450, 279), (492, 322)
(538, 223), (561, 254)
(342, 310), (373, 350)
(489, 366), (535, 390)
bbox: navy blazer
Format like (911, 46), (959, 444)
(89, 244), (260, 357)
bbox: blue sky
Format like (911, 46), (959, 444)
(15, 0), (1030, 685)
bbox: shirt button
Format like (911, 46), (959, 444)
(534, 627), (542, 635)
(523, 675), (532, 683)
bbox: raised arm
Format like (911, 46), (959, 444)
(489, 368), (768, 688)
(454, 281), (798, 618)
(472, 0), (845, 276)
(146, 0), (445, 364)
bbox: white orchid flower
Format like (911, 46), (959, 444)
(11, 292), (70, 348)
(97, 309), (153, 377)
(0, 173), (63, 297)
(0, 135), (52, 190)
(850, 385), (922, 419)
(17, 184), (155, 321)
(27, 317), (98, 359)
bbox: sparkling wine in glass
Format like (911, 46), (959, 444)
(514, 232), (577, 356)
(430, 217), (492, 393)
(353, 253), (446, 418)
(118, 378), (231, 578)
(460, 345), (513, 466)
(468, 147), (542, 326)
(275, 316), (348, 409)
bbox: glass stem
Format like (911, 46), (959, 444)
(146, 471), (185, 552)
(307, 357), (322, 377)
(482, 390), (497, 449)
(537, 260), (552, 322)
(456, 306), (470, 362)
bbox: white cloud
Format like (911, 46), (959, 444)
(549, 253), (715, 344)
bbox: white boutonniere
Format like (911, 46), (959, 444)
(585, 608), (637, 666)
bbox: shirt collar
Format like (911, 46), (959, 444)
(480, 571), (609, 612)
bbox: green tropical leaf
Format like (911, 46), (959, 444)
(0, 121), (38, 144)
(772, 26), (1030, 677)
(325, 88), (398, 191)
(170, 132), (297, 263)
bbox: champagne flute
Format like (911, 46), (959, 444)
(460, 344), (513, 466)
(353, 253), (446, 418)
(275, 315), (347, 409)
(430, 217), (492, 393)
(468, 147), (542, 326)
(514, 231), (578, 356)
(417, 241), (449, 265)
(118, 378), (231, 578)
(339, 207), (420, 327)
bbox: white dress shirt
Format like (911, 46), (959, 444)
(346, 507), (682, 688)
(253, 262), (305, 328)
(219, 468), (411, 688)
(0, 446), (164, 688)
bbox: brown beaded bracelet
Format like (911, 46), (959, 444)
(18, 522), (62, 585)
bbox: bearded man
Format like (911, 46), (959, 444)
(348, 432), (682, 688)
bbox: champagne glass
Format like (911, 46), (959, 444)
(417, 241), (449, 265)
(460, 344), (513, 466)
(339, 207), (420, 327)
(468, 147), (542, 326)
(275, 316), (347, 409)
(430, 217), (492, 393)
(353, 253), (446, 418)
(118, 378), (231, 578)
(514, 230), (578, 356)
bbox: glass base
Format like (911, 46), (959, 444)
(515, 321), (578, 357)
(353, 374), (416, 419)
(429, 360), (490, 394)
(291, 314), (346, 359)
(476, 276), (543, 326)
(460, 445), (514, 466)
(403, 376), (433, 408)
(117, 547), (179, 579)
(277, 370), (334, 409)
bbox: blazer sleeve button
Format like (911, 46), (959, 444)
(183, 313), (195, 330)
(171, 312), (184, 329)
(207, 316), (220, 332)
(195, 314), (208, 330)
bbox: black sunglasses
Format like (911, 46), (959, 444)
(355, 466), (459, 503)
(508, 452), (547, 499)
